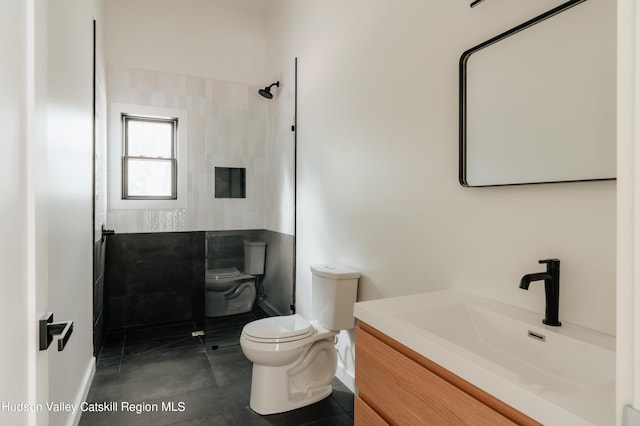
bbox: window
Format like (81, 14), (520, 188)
(122, 114), (177, 200)
(109, 103), (187, 210)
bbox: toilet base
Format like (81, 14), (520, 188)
(248, 338), (338, 415)
(205, 280), (256, 317)
(250, 366), (333, 415)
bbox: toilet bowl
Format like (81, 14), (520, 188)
(240, 264), (360, 415)
(240, 314), (338, 415)
(205, 240), (266, 317)
(205, 267), (256, 317)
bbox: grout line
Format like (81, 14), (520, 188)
(191, 316), (207, 352)
(115, 328), (128, 378)
(91, 309), (355, 425)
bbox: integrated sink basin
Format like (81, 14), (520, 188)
(402, 303), (613, 396)
(354, 290), (615, 426)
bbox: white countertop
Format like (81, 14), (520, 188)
(354, 289), (615, 426)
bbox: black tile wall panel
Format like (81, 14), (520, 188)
(104, 229), (293, 330)
(93, 238), (106, 355)
(105, 232), (205, 330)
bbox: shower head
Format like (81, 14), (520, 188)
(258, 81), (279, 99)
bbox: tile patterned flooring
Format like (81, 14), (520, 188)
(80, 309), (354, 425)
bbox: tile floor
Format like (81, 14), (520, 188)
(80, 309), (354, 426)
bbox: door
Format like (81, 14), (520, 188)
(0, 1), (51, 425)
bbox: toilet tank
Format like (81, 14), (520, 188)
(244, 240), (266, 275)
(310, 264), (360, 331)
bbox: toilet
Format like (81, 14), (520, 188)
(240, 264), (360, 415)
(205, 240), (266, 317)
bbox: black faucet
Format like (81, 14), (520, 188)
(519, 259), (561, 326)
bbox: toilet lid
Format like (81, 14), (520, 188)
(206, 267), (241, 280)
(242, 314), (314, 342)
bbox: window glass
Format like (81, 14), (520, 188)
(126, 119), (173, 158)
(126, 159), (173, 197)
(122, 114), (177, 199)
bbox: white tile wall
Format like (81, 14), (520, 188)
(95, 54), (108, 241)
(107, 65), (276, 233)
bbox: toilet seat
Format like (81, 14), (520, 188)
(242, 314), (315, 343)
(205, 268), (254, 293)
(206, 267), (241, 280)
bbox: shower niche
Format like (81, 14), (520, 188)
(215, 167), (246, 198)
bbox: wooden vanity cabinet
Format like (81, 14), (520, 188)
(354, 322), (541, 426)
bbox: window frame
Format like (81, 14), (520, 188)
(121, 114), (178, 200)
(108, 103), (188, 211)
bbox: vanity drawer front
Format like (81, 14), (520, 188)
(355, 325), (517, 426)
(355, 395), (389, 426)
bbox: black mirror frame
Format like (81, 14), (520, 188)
(457, 0), (614, 187)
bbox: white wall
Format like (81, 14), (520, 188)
(106, 0), (267, 86)
(95, 5), (108, 242)
(264, 60), (296, 236)
(47, 0), (104, 424)
(266, 0), (616, 384)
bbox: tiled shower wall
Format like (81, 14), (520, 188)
(106, 65), (272, 233)
(205, 229), (294, 316)
(102, 65), (296, 331)
(105, 232), (206, 329)
(105, 230), (293, 329)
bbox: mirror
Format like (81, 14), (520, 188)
(459, 0), (615, 187)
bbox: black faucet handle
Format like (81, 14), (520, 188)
(539, 259), (560, 269)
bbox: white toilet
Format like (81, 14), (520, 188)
(240, 264), (360, 415)
(205, 240), (266, 317)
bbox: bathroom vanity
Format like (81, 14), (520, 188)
(355, 322), (538, 425)
(353, 290), (615, 425)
